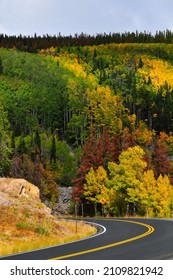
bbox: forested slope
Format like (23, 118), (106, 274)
(1, 41), (173, 217)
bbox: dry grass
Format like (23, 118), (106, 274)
(0, 202), (96, 257)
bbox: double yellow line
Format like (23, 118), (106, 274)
(50, 219), (154, 260)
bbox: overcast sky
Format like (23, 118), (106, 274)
(1, 0), (173, 36)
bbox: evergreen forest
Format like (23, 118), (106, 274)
(1, 31), (173, 217)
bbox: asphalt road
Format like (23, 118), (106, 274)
(1, 218), (173, 260)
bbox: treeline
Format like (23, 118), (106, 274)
(1, 30), (173, 52)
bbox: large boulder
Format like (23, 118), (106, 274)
(0, 178), (40, 199)
(0, 178), (52, 216)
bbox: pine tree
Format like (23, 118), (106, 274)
(138, 57), (144, 68)
(22, 154), (34, 182)
(153, 138), (171, 177)
(0, 56), (3, 74)
(99, 127), (121, 167)
(72, 128), (104, 201)
(11, 132), (15, 151)
(121, 127), (134, 151)
(0, 105), (11, 176)
(33, 154), (43, 188)
(98, 127), (113, 168)
(111, 132), (121, 163)
(34, 130), (41, 155)
(50, 134), (56, 163)
(18, 138), (27, 155)
(11, 150), (22, 178)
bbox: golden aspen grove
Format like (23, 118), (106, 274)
(1, 31), (173, 218)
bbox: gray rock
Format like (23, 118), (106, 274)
(57, 186), (73, 214)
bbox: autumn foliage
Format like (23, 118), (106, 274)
(1, 41), (173, 217)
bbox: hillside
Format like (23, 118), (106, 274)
(0, 178), (96, 257)
(1, 43), (173, 217)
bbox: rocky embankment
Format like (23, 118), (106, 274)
(0, 178), (96, 257)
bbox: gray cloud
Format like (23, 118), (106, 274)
(1, 0), (173, 36)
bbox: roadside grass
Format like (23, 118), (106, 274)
(0, 205), (96, 257)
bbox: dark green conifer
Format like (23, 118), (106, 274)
(0, 56), (3, 74)
(35, 130), (41, 154)
(138, 58), (144, 68)
(50, 134), (56, 163)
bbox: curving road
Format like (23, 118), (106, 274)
(1, 218), (173, 260)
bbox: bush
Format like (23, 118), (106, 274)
(34, 226), (48, 236)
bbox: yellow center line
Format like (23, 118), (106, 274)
(50, 219), (155, 260)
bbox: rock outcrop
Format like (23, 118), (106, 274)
(0, 178), (39, 199)
(0, 178), (51, 215)
(57, 186), (73, 214)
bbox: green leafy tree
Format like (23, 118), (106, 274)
(83, 166), (108, 204)
(134, 170), (172, 217)
(154, 174), (172, 217)
(107, 146), (147, 215)
(56, 140), (76, 186)
(84, 166), (113, 215)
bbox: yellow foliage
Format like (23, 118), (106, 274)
(64, 60), (87, 78)
(155, 175), (172, 217)
(128, 170), (172, 218)
(165, 132), (173, 154)
(108, 146), (147, 197)
(133, 121), (155, 146)
(119, 146), (146, 176)
(86, 85), (123, 133)
(84, 166), (108, 203)
(128, 114), (136, 129)
(137, 55), (173, 90)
